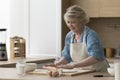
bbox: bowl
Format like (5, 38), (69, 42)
(107, 63), (114, 76)
(25, 63), (37, 72)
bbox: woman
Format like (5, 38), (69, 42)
(44, 5), (109, 72)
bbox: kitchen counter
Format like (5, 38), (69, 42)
(106, 58), (120, 63)
(0, 57), (118, 66)
(0, 68), (114, 80)
(0, 57), (55, 67)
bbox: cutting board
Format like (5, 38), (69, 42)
(28, 68), (95, 76)
(61, 69), (95, 76)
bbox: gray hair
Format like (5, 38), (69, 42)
(64, 5), (89, 24)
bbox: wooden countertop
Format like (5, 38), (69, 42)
(0, 68), (114, 80)
(0, 57), (55, 67)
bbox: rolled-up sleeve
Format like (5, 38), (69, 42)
(61, 32), (72, 63)
(86, 31), (104, 60)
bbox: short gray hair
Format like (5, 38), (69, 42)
(64, 5), (89, 24)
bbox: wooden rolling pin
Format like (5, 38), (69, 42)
(43, 66), (59, 77)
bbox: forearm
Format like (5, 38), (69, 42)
(55, 57), (68, 66)
(74, 56), (99, 68)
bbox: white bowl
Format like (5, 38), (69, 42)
(107, 67), (114, 76)
(25, 63), (37, 72)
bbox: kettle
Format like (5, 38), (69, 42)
(0, 29), (7, 61)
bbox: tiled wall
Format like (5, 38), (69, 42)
(88, 18), (120, 49)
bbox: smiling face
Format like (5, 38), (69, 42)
(65, 17), (84, 34)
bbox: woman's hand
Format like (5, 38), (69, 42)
(57, 63), (75, 69)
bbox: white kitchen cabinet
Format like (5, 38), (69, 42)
(26, 0), (61, 57)
(100, 0), (120, 17)
(70, 0), (120, 17)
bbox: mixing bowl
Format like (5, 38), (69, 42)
(107, 63), (114, 76)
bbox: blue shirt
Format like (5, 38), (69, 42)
(62, 26), (105, 63)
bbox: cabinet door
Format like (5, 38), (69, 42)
(100, 0), (120, 17)
(70, 0), (100, 17)
(28, 0), (61, 57)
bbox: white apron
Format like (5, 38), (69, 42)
(70, 31), (109, 72)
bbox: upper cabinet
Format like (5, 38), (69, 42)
(70, 0), (99, 17)
(70, 0), (120, 17)
(100, 0), (120, 17)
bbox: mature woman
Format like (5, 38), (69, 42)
(44, 5), (109, 73)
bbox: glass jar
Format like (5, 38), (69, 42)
(16, 60), (26, 76)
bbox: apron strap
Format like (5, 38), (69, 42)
(71, 34), (75, 43)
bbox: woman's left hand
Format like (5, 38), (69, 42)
(57, 64), (75, 69)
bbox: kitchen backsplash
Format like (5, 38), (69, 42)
(88, 18), (120, 49)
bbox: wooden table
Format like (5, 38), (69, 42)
(0, 68), (114, 80)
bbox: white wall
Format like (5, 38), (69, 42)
(0, 0), (10, 28)
(10, 0), (27, 37)
(0, 0), (26, 37)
